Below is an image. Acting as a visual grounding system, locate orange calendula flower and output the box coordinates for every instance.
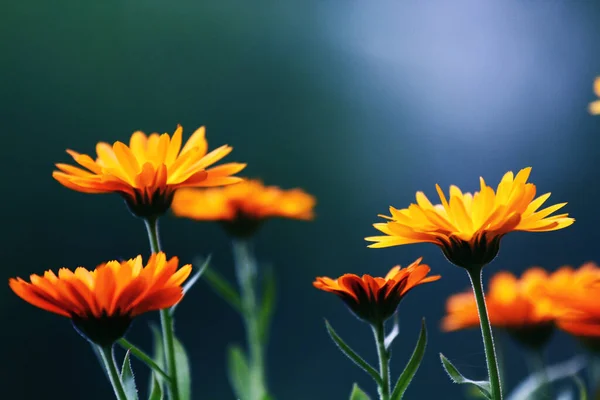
[172,179,316,237]
[366,167,574,269]
[52,125,246,218]
[9,252,191,346]
[589,77,600,115]
[538,262,600,342]
[442,268,556,348]
[313,258,440,324]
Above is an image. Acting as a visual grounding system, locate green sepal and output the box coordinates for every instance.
[149,324,166,394]
[349,383,372,400]
[173,335,191,400]
[202,265,243,313]
[170,256,211,315]
[325,320,382,386]
[573,375,588,400]
[390,319,427,400]
[120,350,139,400]
[258,266,276,345]
[227,344,250,400]
[440,353,492,399]
[148,376,163,400]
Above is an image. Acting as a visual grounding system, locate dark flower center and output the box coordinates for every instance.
[71,312,132,347]
[439,232,501,270]
[124,188,175,218]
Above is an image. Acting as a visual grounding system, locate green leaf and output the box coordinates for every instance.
[170,256,211,315]
[203,266,243,313]
[325,320,382,386]
[173,336,191,400]
[573,375,588,400]
[227,345,250,400]
[258,267,276,345]
[349,383,372,400]
[148,324,166,395]
[384,313,400,350]
[120,350,139,400]
[148,376,163,400]
[390,319,427,400]
[118,338,170,382]
[440,353,492,399]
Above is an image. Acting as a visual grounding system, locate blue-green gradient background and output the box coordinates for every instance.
[3,1,600,399]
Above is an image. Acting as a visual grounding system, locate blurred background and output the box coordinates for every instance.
[3,0,600,399]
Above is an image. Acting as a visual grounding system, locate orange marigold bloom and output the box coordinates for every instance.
[172,179,316,237]
[589,77,600,115]
[9,252,191,346]
[442,269,556,348]
[366,167,574,269]
[313,258,440,324]
[52,125,246,218]
[538,262,600,340]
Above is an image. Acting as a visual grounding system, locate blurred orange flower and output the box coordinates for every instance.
[9,252,191,346]
[314,258,440,324]
[539,262,600,339]
[589,77,600,115]
[442,268,556,348]
[172,179,315,237]
[366,167,574,269]
[52,125,245,218]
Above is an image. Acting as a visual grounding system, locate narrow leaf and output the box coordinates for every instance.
[349,383,372,400]
[440,353,492,399]
[258,267,276,345]
[390,318,427,400]
[573,375,588,400]
[506,356,586,400]
[325,320,382,386]
[384,313,400,350]
[173,336,191,400]
[148,324,166,394]
[203,266,243,313]
[120,350,139,400]
[227,345,250,400]
[118,338,170,381]
[170,256,211,314]
[148,376,163,400]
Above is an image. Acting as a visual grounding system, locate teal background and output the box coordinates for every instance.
[3,1,600,399]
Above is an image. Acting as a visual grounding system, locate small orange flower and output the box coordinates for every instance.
[442,268,555,348]
[52,125,246,218]
[538,262,600,340]
[366,167,574,269]
[9,252,191,346]
[589,77,600,115]
[172,179,316,237]
[313,258,440,324]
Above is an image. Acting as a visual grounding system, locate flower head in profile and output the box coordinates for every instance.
[313,258,440,325]
[52,125,246,218]
[9,252,191,346]
[442,268,556,349]
[537,262,600,346]
[366,167,574,269]
[172,179,316,237]
[589,77,600,115]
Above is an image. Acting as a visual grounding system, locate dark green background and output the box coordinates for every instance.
[3,1,600,399]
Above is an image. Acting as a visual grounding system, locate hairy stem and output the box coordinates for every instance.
[373,320,391,400]
[98,345,128,400]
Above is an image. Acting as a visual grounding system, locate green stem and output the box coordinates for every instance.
[98,345,129,400]
[118,338,171,382]
[373,321,391,400]
[144,217,180,400]
[467,267,503,400]
[233,239,268,400]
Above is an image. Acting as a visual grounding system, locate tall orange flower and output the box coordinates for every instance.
[366,167,574,269]
[442,269,556,348]
[9,252,191,346]
[314,258,440,324]
[538,262,600,341]
[172,179,316,237]
[589,77,600,115]
[52,125,246,218]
